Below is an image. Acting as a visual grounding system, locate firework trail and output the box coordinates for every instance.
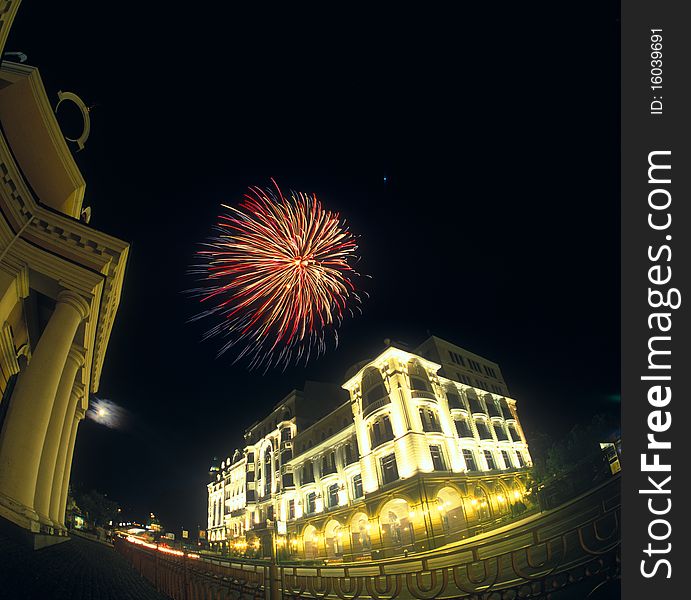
[188,180,367,370]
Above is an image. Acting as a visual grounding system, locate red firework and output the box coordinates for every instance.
[190,180,366,369]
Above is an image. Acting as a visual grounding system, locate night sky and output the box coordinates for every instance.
[6,3,620,532]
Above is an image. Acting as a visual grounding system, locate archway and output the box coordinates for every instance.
[436,486,465,534]
[303,524,319,559]
[494,481,511,516]
[324,519,344,558]
[379,498,414,549]
[471,486,491,521]
[350,511,371,554]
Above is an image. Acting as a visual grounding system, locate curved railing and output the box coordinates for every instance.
[362,396,391,418]
[115,474,620,599]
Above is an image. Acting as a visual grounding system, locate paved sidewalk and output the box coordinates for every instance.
[0,531,171,600]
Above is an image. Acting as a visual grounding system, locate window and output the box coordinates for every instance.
[409,360,433,392]
[370,414,395,448]
[328,483,339,508]
[493,423,509,441]
[301,462,315,484]
[446,391,462,409]
[419,407,442,432]
[362,368,388,410]
[343,441,358,465]
[469,359,482,372]
[281,428,292,442]
[486,399,501,418]
[499,398,511,418]
[508,423,521,442]
[306,492,317,514]
[448,351,465,366]
[468,395,485,414]
[449,350,457,364]
[321,451,337,476]
[430,445,447,471]
[352,474,363,499]
[501,450,512,469]
[463,449,478,472]
[475,419,493,440]
[484,450,497,470]
[454,417,473,438]
[380,453,399,485]
[516,451,526,467]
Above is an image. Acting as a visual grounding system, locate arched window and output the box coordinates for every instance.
[361,368,389,412]
[408,360,432,392]
[350,512,371,553]
[473,486,491,521]
[445,387,463,409]
[466,390,485,414]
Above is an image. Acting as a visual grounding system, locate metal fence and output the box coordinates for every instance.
[115,474,620,600]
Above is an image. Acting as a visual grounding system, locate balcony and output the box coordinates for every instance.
[410,389,437,402]
[363,395,391,418]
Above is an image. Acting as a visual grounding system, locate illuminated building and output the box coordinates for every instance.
[0,5,129,543]
[207,337,532,559]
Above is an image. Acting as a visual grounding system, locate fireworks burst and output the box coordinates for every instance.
[189,180,368,370]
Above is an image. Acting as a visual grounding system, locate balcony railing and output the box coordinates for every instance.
[362,395,391,418]
[410,389,437,402]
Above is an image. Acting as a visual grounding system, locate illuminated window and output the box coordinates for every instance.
[327,483,339,508]
[306,492,317,514]
[484,450,497,470]
[508,423,521,442]
[475,419,493,440]
[370,414,394,448]
[380,453,399,485]
[516,451,526,467]
[343,440,358,465]
[408,360,433,392]
[501,450,513,469]
[454,417,473,438]
[362,368,388,410]
[429,445,447,471]
[493,423,509,441]
[419,408,442,432]
[352,474,363,498]
[446,391,463,409]
[467,394,485,414]
[486,398,501,418]
[301,462,315,484]
[463,449,478,472]
[321,451,337,476]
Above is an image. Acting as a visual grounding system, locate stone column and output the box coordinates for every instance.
[57,406,85,527]
[0,290,89,527]
[49,385,83,525]
[34,346,85,525]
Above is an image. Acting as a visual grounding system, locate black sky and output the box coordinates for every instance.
[6,3,620,532]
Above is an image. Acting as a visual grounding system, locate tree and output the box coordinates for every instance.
[73,489,120,528]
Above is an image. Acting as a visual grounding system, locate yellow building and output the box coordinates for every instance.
[208,338,532,560]
[0,4,129,544]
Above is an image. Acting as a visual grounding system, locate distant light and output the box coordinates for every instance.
[383,175,388,182]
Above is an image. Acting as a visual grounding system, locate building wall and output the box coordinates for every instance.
[207,340,533,557]
[0,22,129,539]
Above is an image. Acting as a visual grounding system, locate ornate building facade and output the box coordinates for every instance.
[0,1,129,544]
[207,337,532,560]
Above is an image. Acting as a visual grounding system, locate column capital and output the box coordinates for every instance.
[75,407,86,421]
[56,290,90,321]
